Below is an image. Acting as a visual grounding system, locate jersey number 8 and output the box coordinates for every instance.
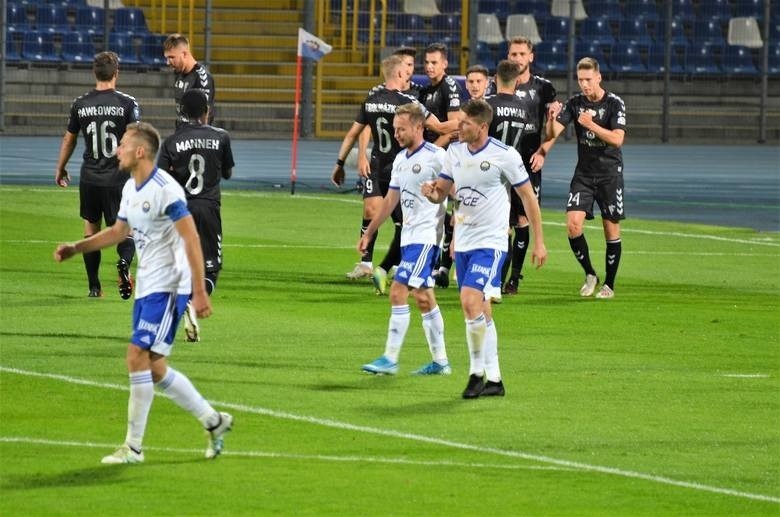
[185,153,206,195]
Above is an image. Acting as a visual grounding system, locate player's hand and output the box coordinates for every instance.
[357,154,371,179]
[529,152,545,172]
[191,290,212,319]
[531,243,548,269]
[55,169,70,188]
[421,180,436,199]
[54,243,76,262]
[547,101,562,121]
[331,164,345,187]
[577,110,595,130]
[356,235,370,255]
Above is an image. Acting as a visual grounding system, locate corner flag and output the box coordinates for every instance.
[297,28,332,61]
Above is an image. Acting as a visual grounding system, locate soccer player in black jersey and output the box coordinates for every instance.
[331,55,450,291]
[548,57,627,299]
[163,34,215,129]
[55,51,141,299]
[158,90,234,341]
[465,64,489,100]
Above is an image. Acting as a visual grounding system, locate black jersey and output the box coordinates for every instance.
[173,62,215,128]
[355,88,429,167]
[66,88,140,187]
[419,75,462,143]
[485,93,535,166]
[556,91,627,176]
[157,123,234,204]
[368,79,424,98]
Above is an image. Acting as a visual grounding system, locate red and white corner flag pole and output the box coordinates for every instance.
[291,28,332,195]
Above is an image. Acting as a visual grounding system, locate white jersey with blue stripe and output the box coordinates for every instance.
[117,168,192,298]
[389,141,447,247]
[442,137,529,252]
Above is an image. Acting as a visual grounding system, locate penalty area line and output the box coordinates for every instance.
[1,366,778,504]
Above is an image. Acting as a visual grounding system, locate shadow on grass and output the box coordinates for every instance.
[0,331,124,342]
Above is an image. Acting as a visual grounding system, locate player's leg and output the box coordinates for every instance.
[79,184,103,296]
[595,175,625,299]
[362,275,410,375]
[348,173,382,279]
[191,202,222,295]
[105,185,135,300]
[433,202,453,288]
[566,175,599,296]
[375,168,402,292]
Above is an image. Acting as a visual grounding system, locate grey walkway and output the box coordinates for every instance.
[1,136,778,231]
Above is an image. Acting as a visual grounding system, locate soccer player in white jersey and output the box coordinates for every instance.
[357,103,450,376]
[422,99,548,398]
[54,122,233,464]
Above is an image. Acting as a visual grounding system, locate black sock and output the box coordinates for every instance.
[569,234,597,276]
[116,236,135,265]
[205,271,219,295]
[604,239,622,289]
[501,234,512,284]
[440,212,453,269]
[361,218,376,262]
[379,224,402,271]
[511,225,529,279]
[83,235,101,289]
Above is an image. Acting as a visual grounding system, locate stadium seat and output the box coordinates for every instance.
[586,1,623,22]
[113,7,149,35]
[404,0,440,17]
[576,42,612,72]
[647,43,685,74]
[693,18,726,47]
[61,30,95,63]
[75,6,105,35]
[534,40,569,73]
[671,0,696,25]
[550,0,587,20]
[87,0,124,8]
[579,16,616,47]
[357,11,380,43]
[685,42,722,74]
[478,0,509,22]
[768,42,780,77]
[618,18,653,48]
[611,42,646,73]
[727,17,763,49]
[623,0,659,24]
[515,0,550,23]
[6,34,22,62]
[475,40,496,71]
[7,3,30,33]
[722,45,758,75]
[141,33,166,67]
[108,31,140,64]
[504,14,541,45]
[477,13,505,45]
[35,4,71,33]
[543,16,572,44]
[697,0,732,22]
[655,18,690,47]
[432,14,460,47]
[733,0,763,23]
[439,0,461,14]
[391,13,425,46]
[21,30,60,62]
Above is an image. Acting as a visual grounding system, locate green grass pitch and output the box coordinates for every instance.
[1,185,778,515]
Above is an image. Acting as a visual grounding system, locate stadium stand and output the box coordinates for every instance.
[727,16,763,48]
[113,7,149,35]
[550,0,587,20]
[618,17,654,48]
[722,45,758,75]
[505,14,542,45]
[686,41,723,74]
[21,30,60,63]
[7,3,30,33]
[108,32,140,65]
[477,13,505,45]
[544,16,573,43]
[693,17,727,47]
[75,6,105,35]
[580,16,617,46]
[612,41,647,73]
[586,0,623,22]
[623,0,660,23]
[35,4,71,33]
[647,42,686,74]
[432,13,460,47]
[403,0,439,17]
[61,31,95,64]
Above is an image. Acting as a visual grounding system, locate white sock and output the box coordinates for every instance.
[384,305,410,363]
[483,320,501,382]
[421,305,447,363]
[125,370,154,452]
[465,314,487,376]
[156,367,219,429]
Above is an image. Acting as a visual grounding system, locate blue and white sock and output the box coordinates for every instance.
[125,370,154,452]
[465,314,487,376]
[483,319,501,383]
[156,367,219,429]
[422,305,447,364]
[383,305,410,363]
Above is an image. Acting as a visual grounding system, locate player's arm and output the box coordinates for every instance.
[54,219,131,262]
[529,130,558,173]
[331,121,365,186]
[222,167,233,180]
[424,113,458,137]
[54,131,78,187]
[357,126,372,178]
[175,213,212,319]
[513,181,547,268]
[422,177,454,204]
[433,111,460,147]
[357,188,400,254]
[577,111,625,147]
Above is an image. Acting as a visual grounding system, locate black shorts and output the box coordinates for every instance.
[566,173,626,221]
[362,156,393,200]
[80,183,123,226]
[509,172,542,224]
[188,200,223,273]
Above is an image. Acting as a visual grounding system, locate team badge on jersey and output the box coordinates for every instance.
[142,201,151,213]
[412,164,421,174]
[480,161,490,171]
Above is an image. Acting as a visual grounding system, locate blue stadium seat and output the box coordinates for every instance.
[108,32,140,64]
[576,42,612,73]
[7,3,30,33]
[585,1,623,22]
[75,6,105,35]
[432,14,460,47]
[697,0,732,22]
[768,42,780,77]
[685,42,722,74]
[647,43,685,74]
[623,0,659,24]
[722,45,758,75]
[113,8,149,35]
[579,16,616,47]
[618,18,653,48]
[61,30,95,63]
[21,30,60,62]
[693,18,726,47]
[655,18,690,48]
[733,0,763,23]
[392,13,425,46]
[35,4,71,33]
[671,0,696,25]
[439,0,461,14]
[357,11,380,43]
[141,33,166,67]
[6,34,22,62]
[612,41,646,73]
[534,40,569,73]
[543,16,571,44]
[516,0,550,23]
[479,0,509,22]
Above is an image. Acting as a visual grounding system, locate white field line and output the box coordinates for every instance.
[0,437,569,472]
[1,366,778,504]
[721,374,771,378]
